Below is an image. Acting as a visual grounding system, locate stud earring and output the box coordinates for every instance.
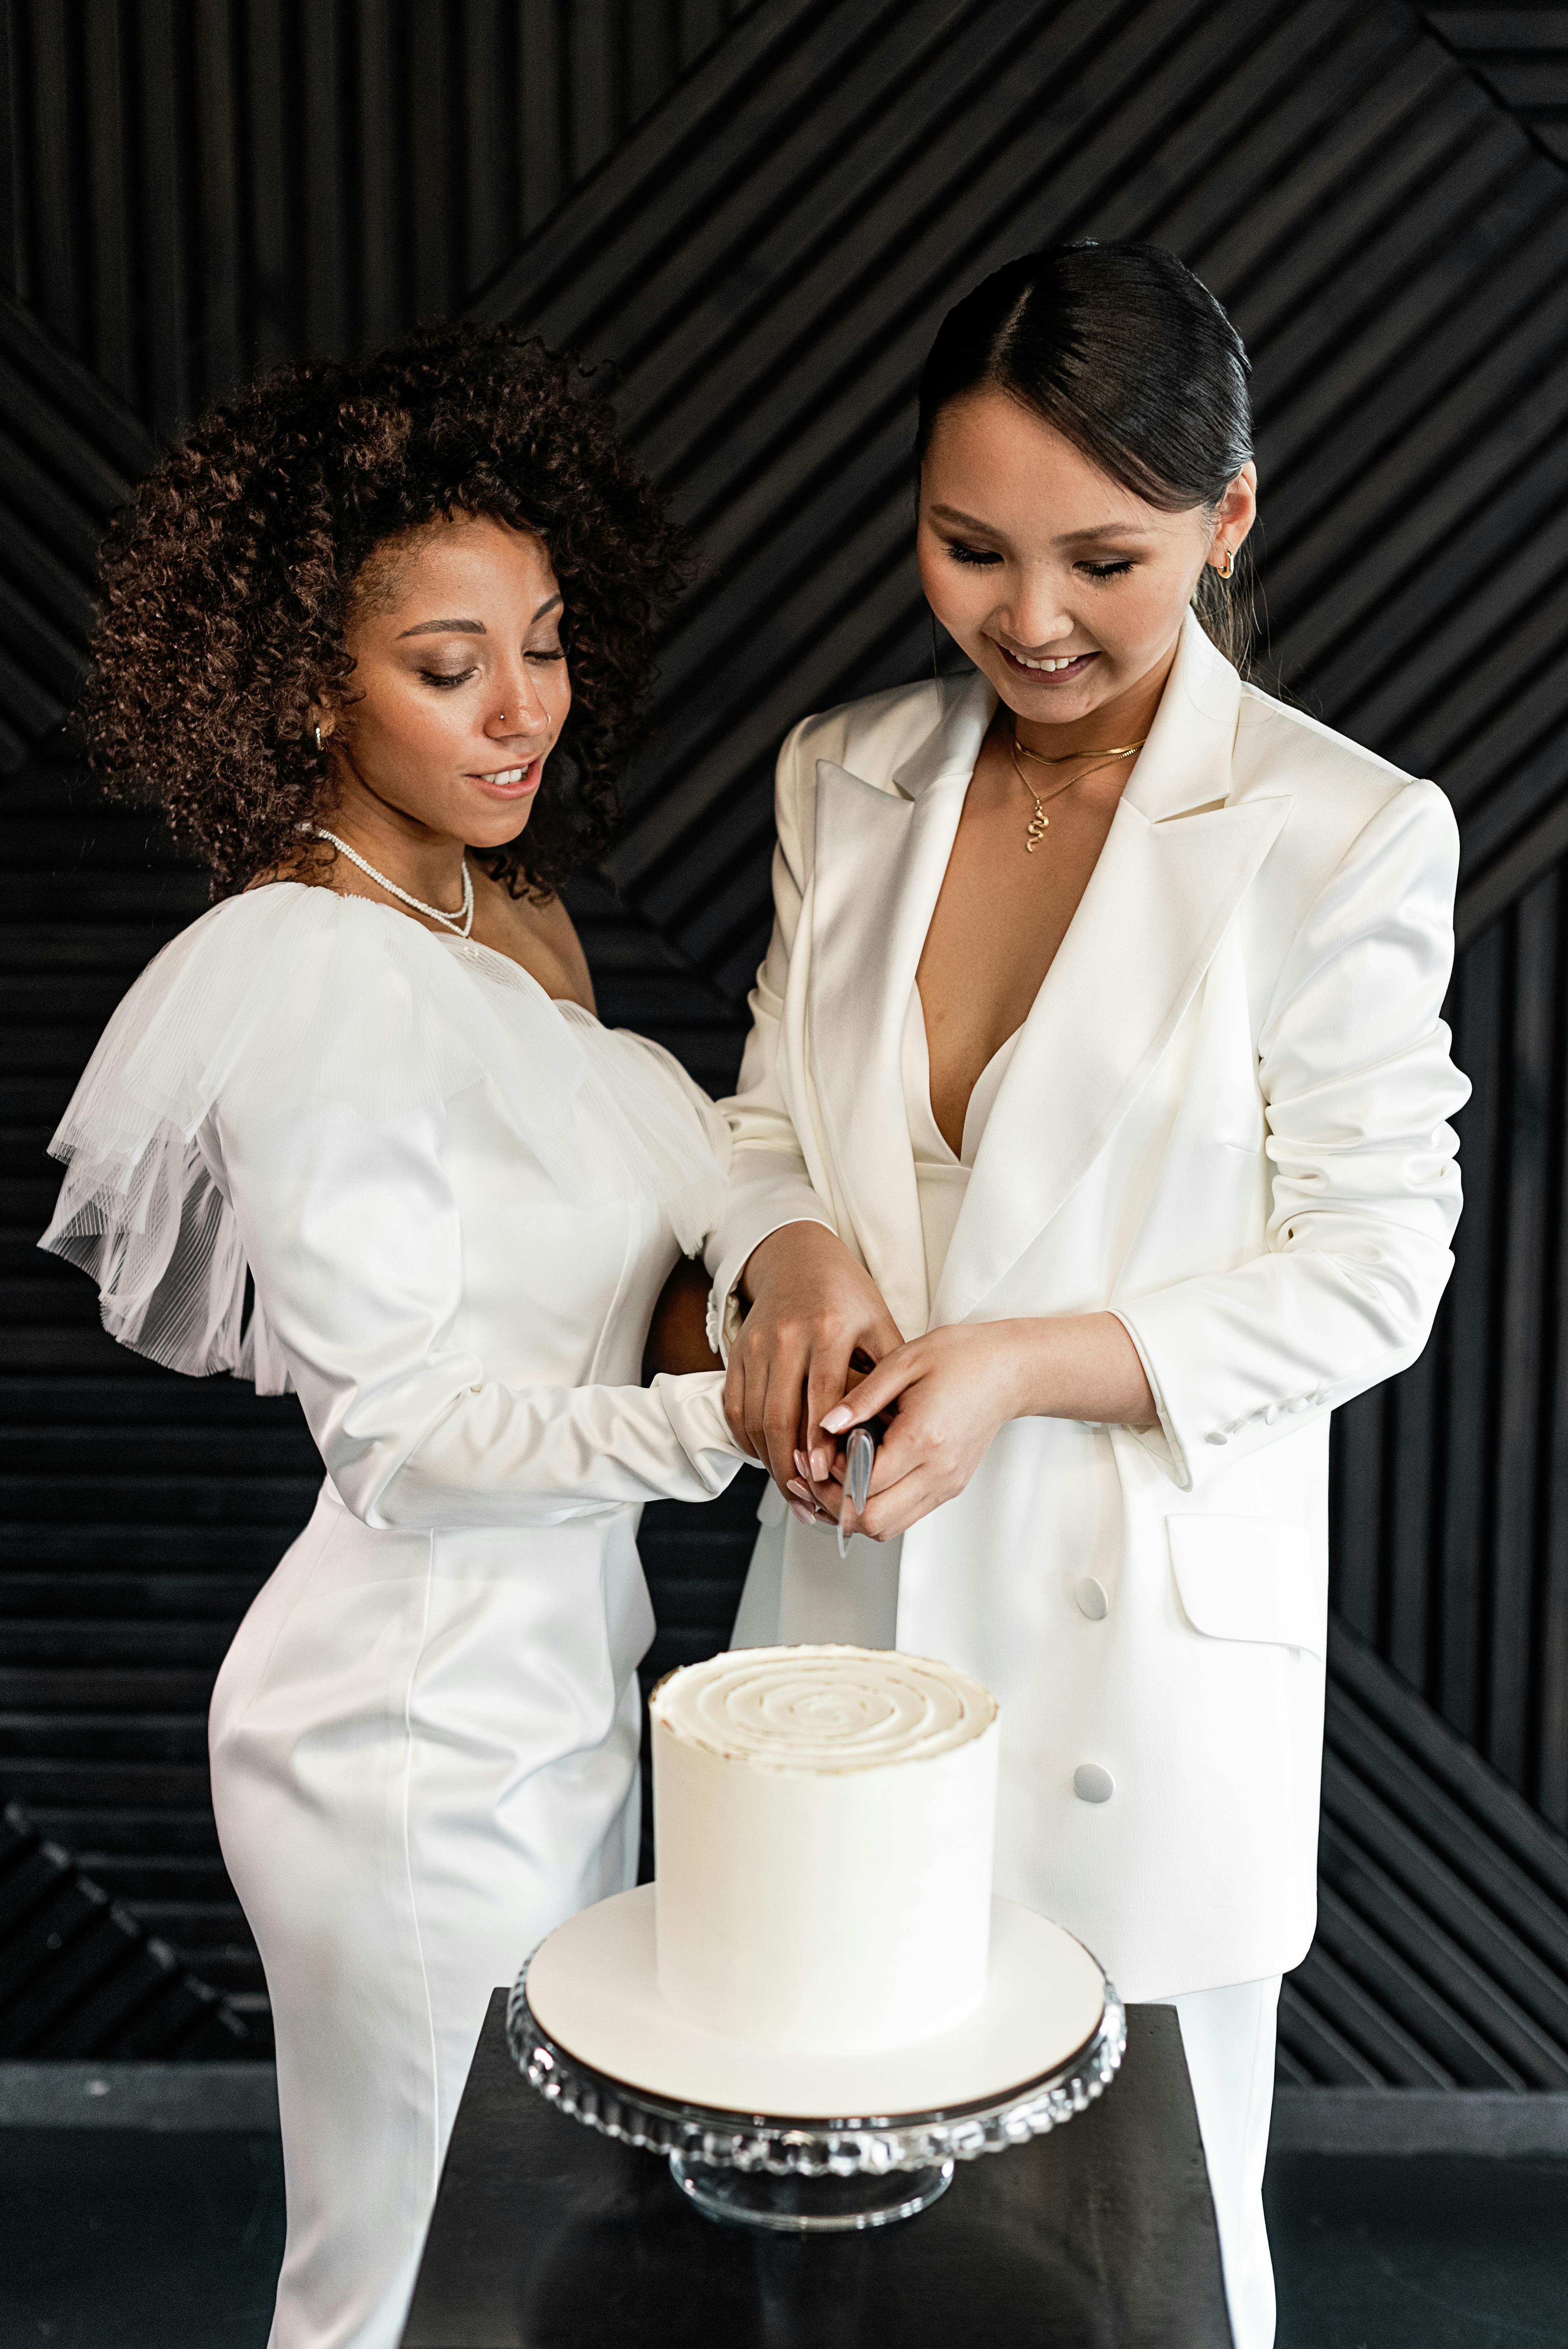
[313,722,325,751]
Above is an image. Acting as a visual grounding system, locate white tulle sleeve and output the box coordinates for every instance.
[39,885,743,1523]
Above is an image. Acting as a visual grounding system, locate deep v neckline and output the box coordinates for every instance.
[906,985,1023,1168]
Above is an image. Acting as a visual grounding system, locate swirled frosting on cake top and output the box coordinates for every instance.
[651,1644,997,1773]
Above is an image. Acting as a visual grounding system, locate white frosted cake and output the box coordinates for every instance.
[650,1644,1000,2055]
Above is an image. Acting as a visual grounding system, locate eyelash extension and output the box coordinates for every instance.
[420,649,565,691]
[944,542,1134,579]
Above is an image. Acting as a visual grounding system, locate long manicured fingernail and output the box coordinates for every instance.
[793,1450,810,1479]
[789,1500,816,1527]
[786,1479,811,1502]
[820,1404,852,1434]
[809,1447,829,1482]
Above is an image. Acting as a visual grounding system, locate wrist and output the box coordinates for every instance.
[740,1218,838,1305]
[995,1312,1158,1430]
[999,1318,1064,1418]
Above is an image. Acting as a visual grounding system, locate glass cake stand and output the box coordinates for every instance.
[506,1961,1127,2234]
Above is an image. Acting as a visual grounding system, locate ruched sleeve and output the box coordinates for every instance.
[1113,779,1468,1490]
[215,1087,740,1530]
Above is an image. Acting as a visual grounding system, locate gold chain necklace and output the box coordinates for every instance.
[1009,728,1148,854]
[1013,732,1148,770]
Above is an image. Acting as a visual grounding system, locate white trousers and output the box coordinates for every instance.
[1166,1976,1281,2349]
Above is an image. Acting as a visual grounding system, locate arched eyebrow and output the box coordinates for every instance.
[396,592,562,638]
[1058,523,1160,546]
[928,502,1161,545]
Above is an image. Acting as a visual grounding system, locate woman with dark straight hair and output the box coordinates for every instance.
[706,243,1466,2347]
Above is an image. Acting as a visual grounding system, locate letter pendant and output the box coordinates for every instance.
[1025,800,1048,853]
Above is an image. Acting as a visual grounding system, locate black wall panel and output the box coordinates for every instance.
[0,0,744,434]
[4,0,1568,2081]
[1427,4,1568,164]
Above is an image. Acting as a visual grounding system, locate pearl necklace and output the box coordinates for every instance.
[312,828,475,939]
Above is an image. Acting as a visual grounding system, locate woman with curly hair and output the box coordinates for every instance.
[40,323,745,2349]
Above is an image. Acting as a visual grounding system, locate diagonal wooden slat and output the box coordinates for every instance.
[1424,6,1568,163]
[1277,1624,1568,2085]
[0,294,156,768]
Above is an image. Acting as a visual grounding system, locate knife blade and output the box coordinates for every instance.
[838,1424,878,1559]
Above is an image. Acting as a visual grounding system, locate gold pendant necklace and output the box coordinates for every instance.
[1009,729,1148,854]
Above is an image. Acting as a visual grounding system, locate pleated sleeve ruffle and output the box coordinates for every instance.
[39,883,730,1400]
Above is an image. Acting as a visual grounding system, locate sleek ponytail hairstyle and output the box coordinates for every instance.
[916,242,1255,671]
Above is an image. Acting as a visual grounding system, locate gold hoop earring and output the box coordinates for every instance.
[1213,547,1236,580]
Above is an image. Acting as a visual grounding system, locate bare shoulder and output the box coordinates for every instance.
[523,886,596,1011]
[471,865,595,1010]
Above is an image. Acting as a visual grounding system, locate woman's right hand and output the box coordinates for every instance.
[724,1222,903,1499]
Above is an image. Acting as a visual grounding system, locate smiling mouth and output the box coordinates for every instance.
[998,646,1098,677]
[470,760,541,790]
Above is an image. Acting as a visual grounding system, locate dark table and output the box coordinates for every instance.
[402,1990,1231,2349]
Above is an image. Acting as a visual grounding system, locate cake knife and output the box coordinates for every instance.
[838,1424,878,1560]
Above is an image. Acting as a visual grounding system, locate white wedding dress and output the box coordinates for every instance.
[40,884,744,2349]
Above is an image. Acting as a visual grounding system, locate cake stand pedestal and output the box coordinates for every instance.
[505,1886,1126,2236]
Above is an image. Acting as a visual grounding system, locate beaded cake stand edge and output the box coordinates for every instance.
[505,1957,1127,2234]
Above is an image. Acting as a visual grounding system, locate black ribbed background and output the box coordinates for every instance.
[4,0,1568,2084]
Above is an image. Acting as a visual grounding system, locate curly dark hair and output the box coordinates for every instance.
[81,321,688,898]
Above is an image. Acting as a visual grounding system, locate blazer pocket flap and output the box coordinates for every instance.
[1167,1516,1324,1658]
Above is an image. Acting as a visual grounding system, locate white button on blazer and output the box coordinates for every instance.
[705,613,1468,2003]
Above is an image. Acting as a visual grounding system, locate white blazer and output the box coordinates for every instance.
[705,613,1468,2002]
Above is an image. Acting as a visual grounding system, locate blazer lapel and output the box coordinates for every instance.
[930,617,1289,1327]
[807,672,993,1338]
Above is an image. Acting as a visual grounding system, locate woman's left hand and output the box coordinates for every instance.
[790,1314,1157,1540]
